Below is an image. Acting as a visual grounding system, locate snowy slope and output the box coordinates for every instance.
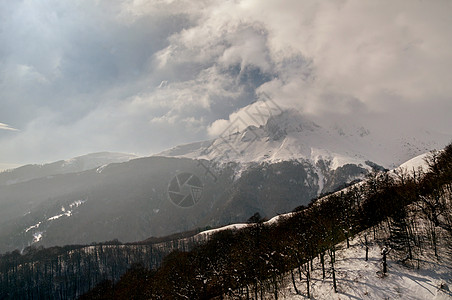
[159,110,371,169]
[278,230,452,300]
[194,223,249,241]
[397,151,435,174]
[194,213,297,241]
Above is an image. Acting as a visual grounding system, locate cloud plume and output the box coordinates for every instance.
[0,0,451,165]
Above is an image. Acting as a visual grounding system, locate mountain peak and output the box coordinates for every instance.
[156,108,448,171]
[264,109,321,140]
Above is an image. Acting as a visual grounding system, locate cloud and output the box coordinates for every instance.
[0,123,19,131]
[195,0,452,136]
[0,0,451,165]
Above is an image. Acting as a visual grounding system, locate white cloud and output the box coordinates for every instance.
[207,98,284,137]
[193,0,452,136]
[0,123,19,131]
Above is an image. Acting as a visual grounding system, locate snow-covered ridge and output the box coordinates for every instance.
[195,213,297,240]
[61,152,138,170]
[195,224,249,239]
[396,151,435,174]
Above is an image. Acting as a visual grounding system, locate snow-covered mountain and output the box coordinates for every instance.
[158,109,447,171]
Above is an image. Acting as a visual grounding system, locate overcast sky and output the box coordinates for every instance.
[1,0,451,169]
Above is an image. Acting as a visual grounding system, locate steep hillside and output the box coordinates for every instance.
[0,157,234,253]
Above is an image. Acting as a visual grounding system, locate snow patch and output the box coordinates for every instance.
[32,232,43,243]
[96,164,108,174]
[47,199,86,221]
[69,199,86,209]
[25,222,41,233]
[47,210,72,221]
[196,223,249,238]
[265,213,295,225]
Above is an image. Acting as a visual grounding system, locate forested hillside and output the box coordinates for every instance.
[78,143,452,299]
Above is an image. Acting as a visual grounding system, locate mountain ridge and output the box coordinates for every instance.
[0,151,138,186]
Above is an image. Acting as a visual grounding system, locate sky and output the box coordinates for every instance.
[1,0,452,169]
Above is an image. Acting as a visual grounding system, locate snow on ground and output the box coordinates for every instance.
[195,224,249,240]
[195,212,297,240]
[45,199,87,222]
[278,231,452,300]
[96,164,108,174]
[25,222,41,233]
[47,210,72,221]
[69,199,87,209]
[397,152,432,174]
[24,199,88,245]
[32,232,43,243]
[264,213,295,225]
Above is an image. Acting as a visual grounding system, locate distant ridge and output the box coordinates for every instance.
[0,152,138,186]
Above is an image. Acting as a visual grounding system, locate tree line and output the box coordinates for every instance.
[0,238,199,299]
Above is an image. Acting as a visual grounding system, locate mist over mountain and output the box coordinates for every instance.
[0,152,137,186]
